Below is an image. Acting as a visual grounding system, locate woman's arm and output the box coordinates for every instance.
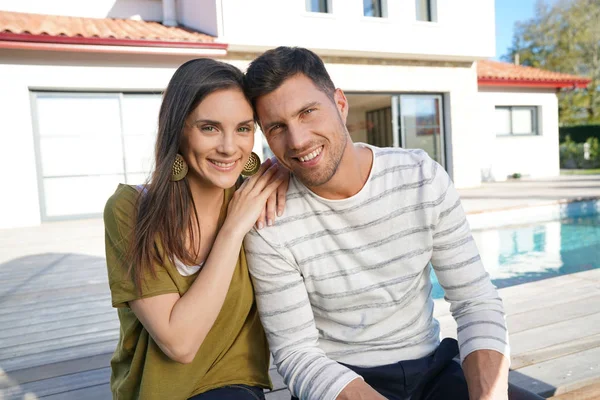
[130,160,284,363]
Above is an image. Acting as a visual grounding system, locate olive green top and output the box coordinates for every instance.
[103,184,271,400]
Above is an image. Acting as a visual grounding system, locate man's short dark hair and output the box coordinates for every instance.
[244,47,336,109]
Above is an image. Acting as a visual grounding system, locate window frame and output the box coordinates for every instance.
[416,0,437,22]
[363,0,387,18]
[495,106,540,136]
[305,0,331,13]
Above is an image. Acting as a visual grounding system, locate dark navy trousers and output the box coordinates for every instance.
[291,338,543,400]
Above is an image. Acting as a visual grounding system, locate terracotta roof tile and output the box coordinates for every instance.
[0,10,217,44]
[477,59,590,88]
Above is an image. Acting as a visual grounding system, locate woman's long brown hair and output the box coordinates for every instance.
[127,58,247,292]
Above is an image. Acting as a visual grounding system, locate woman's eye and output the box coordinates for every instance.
[238,126,251,133]
[202,126,217,132]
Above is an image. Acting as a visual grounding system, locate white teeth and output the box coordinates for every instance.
[212,160,235,168]
[299,147,322,162]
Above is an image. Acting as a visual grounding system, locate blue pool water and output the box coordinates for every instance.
[431,214,600,299]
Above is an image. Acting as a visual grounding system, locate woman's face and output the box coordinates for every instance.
[181,88,255,190]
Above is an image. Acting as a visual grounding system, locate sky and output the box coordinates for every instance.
[494,0,538,60]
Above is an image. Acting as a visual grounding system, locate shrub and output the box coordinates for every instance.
[560,136,600,168]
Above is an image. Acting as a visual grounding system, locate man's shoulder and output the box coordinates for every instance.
[372,146,435,167]
[370,146,441,184]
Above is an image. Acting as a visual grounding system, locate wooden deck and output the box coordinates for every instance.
[1,253,599,399]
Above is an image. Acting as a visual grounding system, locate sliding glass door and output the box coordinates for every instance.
[395,94,445,166]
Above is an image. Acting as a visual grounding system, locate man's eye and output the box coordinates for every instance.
[304,108,315,115]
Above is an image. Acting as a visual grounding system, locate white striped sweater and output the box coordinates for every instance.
[244,145,509,400]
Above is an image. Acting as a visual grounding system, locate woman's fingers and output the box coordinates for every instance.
[255,207,267,230]
[257,171,286,204]
[249,162,280,193]
[265,190,277,227]
[276,171,289,217]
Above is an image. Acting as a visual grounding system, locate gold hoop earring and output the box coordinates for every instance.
[241,152,261,177]
[171,154,188,181]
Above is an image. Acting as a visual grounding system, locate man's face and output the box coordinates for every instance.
[255,74,349,188]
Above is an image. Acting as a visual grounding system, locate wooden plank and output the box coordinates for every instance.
[0,319,120,349]
[512,333,600,370]
[548,381,600,400]
[0,276,109,295]
[8,353,114,385]
[0,283,109,303]
[0,308,115,330]
[571,270,600,282]
[0,293,111,316]
[40,383,111,400]
[507,294,600,335]
[433,273,593,319]
[5,367,110,399]
[1,297,111,319]
[0,312,116,340]
[265,389,292,400]
[510,312,600,356]
[435,274,600,321]
[0,262,105,281]
[509,346,600,397]
[0,300,112,324]
[0,330,119,360]
[1,339,117,372]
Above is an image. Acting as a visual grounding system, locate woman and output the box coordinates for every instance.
[103,58,286,400]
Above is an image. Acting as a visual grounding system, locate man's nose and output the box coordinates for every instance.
[287,124,311,151]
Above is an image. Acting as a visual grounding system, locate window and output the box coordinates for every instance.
[32,92,162,219]
[398,94,445,165]
[416,0,433,21]
[495,106,539,136]
[367,107,393,147]
[364,0,384,17]
[306,0,329,13]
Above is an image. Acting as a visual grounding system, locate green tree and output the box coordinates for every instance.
[503,0,600,125]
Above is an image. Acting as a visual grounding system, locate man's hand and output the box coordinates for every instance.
[462,349,509,400]
[336,378,387,400]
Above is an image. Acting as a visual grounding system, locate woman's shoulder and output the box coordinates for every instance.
[104,184,141,233]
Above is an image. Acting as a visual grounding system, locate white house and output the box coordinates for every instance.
[0,0,590,228]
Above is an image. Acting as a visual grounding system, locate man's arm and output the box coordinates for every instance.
[463,350,509,400]
[429,162,510,400]
[245,231,374,400]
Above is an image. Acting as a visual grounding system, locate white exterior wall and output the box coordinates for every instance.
[0,0,163,20]
[478,87,560,182]
[219,0,495,60]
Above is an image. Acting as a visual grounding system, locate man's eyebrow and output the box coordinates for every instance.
[294,101,319,116]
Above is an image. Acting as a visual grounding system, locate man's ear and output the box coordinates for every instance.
[334,88,349,124]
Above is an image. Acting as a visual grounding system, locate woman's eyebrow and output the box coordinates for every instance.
[193,119,222,126]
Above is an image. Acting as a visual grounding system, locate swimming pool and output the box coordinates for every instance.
[431,214,600,299]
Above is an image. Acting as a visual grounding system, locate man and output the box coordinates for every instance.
[243,47,542,400]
